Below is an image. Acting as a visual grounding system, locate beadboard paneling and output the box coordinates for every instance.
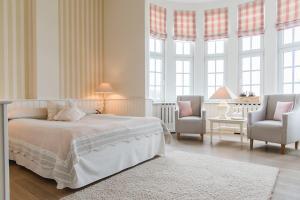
[59,0,103,99]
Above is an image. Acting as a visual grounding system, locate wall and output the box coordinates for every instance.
[0,0,103,100]
[147,0,278,102]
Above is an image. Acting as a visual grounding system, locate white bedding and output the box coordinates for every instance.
[9,114,170,189]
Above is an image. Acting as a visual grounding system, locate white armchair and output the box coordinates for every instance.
[175,96,206,141]
[247,94,300,154]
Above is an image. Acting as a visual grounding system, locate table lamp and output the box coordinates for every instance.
[210,86,236,119]
[95,83,113,113]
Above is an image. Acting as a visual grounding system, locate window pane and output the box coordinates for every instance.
[294,84,300,93]
[150,73,155,85]
[208,87,215,98]
[216,73,223,86]
[150,59,155,71]
[176,61,183,73]
[208,74,216,86]
[183,87,190,95]
[216,40,224,54]
[251,71,260,84]
[216,60,224,72]
[284,84,293,94]
[243,72,251,85]
[155,86,161,99]
[155,40,162,53]
[252,56,261,70]
[207,41,215,54]
[242,57,251,71]
[150,39,155,52]
[284,28,293,44]
[252,35,261,49]
[149,86,155,98]
[208,60,216,73]
[156,74,161,85]
[295,50,300,66]
[176,42,183,55]
[295,67,300,82]
[284,52,293,67]
[184,61,191,73]
[242,86,251,93]
[184,74,190,86]
[251,86,260,96]
[242,37,251,51]
[184,43,191,55]
[294,26,300,42]
[284,68,293,83]
[176,74,183,86]
[156,60,162,72]
[176,87,183,96]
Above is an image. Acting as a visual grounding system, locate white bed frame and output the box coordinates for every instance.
[8,99,165,189]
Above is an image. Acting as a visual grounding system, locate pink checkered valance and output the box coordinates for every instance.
[204,7,228,41]
[174,10,196,41]
[150,4,167,39]
[277,0,300,30]
[238,0,265,37]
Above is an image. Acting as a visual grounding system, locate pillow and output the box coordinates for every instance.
[177,101,193,117]
[273,101,294,121]
[8,108,47,120]
[53,101,86,121]
[47,101,65,120]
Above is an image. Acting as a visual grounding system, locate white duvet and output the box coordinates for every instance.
[9,114,170,189]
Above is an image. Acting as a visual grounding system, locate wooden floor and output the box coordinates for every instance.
[10,134,300,200]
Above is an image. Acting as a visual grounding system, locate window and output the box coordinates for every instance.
[279,27,300,94]
[239,35,263,96]
[206,39,226,98]
[149,38,165,101]
[175,41,194,96]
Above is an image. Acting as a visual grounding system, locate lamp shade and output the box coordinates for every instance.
[95,83,113,93]
[210,86,236,100]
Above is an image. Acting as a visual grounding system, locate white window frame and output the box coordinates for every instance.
[174,41,195,96]
[205,39,227,99]
[278,27,300,94]
[238,35,264,96]
[149,37,165,101]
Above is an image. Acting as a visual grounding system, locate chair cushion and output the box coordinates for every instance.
[273,101,294,121]
[250,120,284,143]
[176,116,204,134]
[178,101,193,117]
[266,94,296,120]
[177,96,202,117]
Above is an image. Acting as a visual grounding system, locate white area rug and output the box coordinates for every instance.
[61,151,279,200]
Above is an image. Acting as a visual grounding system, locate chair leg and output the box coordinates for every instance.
[200,134,204,142]
[250,139,254,150]
[295,141,299,150]
[176,132,181,140]
[280,144,286,155]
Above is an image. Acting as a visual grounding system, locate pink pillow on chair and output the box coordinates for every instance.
[273,101,294,121]
[178,101,193,117]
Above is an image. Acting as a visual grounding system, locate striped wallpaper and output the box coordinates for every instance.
[59,0,103,99]
[0,0,36,99]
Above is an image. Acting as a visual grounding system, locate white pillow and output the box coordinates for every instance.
[8,108,47,120]
[47,101,64,120]
[53,101,86,121]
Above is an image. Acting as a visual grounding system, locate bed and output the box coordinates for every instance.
[8,100,170,189]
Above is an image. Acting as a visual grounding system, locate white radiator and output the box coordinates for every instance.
[153,103,176,132]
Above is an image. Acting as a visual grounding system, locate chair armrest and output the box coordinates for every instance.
[247,107,266,126]
[201,109,206,119]
[282,107,300,143]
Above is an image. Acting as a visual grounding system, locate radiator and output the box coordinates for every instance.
[153,103,176,132]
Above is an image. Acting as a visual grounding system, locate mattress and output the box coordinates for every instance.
[9,114,170,189]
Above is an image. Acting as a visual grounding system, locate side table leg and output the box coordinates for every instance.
[210,122,213,145]
[240,123,243,144]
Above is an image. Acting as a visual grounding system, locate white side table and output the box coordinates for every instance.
[0,101,11,200]
[208,118,246,145]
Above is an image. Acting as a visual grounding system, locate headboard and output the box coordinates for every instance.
[8,99,102,112]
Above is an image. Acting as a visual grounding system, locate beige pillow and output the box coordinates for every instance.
[53,101,86,121]
[47,101,64,120]
[8,108,48,120]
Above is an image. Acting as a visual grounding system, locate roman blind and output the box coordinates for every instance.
[150,4,167,39]
[277,0,300,30]
[238,0,265,37]
[174,10,197,41]
[204,8,228,41]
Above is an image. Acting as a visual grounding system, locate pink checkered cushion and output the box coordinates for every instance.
[273,101,294,121]
[178,101,193,117]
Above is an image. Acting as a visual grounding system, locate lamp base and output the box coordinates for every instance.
[216,102,230,119]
